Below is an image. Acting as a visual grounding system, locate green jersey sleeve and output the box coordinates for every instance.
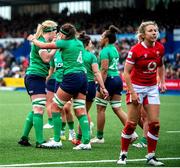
[99,44,119,77]
[83,50,98,82]
[55,40,68,49]
[91,53,98,64]
[100,48,109,60]
[26,36,50,77]
[49,58,55,68]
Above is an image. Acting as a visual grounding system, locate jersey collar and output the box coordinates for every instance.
[141,41,155,48]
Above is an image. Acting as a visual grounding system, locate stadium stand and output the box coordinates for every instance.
[0,1,179,81]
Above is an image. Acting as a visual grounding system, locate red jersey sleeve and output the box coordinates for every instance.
[126,46,137,65]
[158,42,165,66]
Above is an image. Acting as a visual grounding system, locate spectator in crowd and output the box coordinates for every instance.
[0,7,179,80]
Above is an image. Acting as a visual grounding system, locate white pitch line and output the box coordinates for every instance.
[0,157,180,167]
[0,103,31,106]
[166,131,180,133]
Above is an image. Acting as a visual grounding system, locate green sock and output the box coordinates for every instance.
[61,122,66,131]
[67,121,74,130]
[140,137,147,144]
[97,131,104,139]
[76,133,82,140]
[33,113,44,144]
[52,112,61,142]
[48,118,53,126]
[22,111,33,138]
[78,115,90,144]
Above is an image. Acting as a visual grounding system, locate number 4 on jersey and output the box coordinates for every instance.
[77,51,83,64]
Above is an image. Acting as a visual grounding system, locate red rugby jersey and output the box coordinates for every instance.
[126,41,164,86]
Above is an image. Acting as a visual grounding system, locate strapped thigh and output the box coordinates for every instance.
[53,94,67,108]
[32,98,46,108]
[95,97,108,107]
[73,99,85,109]
[110,100,122,108]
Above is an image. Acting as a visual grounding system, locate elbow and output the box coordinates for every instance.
[43,58,51,63]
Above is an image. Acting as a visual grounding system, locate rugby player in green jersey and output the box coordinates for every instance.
[45,51,76,142]
[72,31,109,145]
[91,25,138,144]
[28,23,91,150]
[18,20,59,148]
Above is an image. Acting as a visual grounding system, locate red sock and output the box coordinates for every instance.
[121,121,136,152]
[121,135,131,152]
[147,122,160,153]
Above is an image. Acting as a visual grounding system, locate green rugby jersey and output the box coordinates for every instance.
[83,50,98,82]
[99,44,119,77]
[26,37,50,77]
[55,38,86,75]
[49,51,63,83]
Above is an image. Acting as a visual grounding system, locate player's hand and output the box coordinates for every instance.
[100,88,109,100]
[159,82,167,93]
[56,33,61,40]
[51,34,58,42]
[131,92,139,105]
[27,34,35,42]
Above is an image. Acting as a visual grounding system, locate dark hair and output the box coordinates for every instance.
[104,25,120,44]
[60,23,76,39]
[78,31,91,47]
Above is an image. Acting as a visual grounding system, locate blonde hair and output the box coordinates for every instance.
[34,20,58,39]
[136,21,159,42]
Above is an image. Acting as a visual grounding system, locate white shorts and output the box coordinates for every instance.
[126,84,160,105]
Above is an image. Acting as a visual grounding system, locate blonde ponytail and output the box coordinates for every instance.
[34,24,43,39]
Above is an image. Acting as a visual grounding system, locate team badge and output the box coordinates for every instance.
[127,51,132,58]
[156,51,160,56]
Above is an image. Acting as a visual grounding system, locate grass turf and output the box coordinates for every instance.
[0,91,180,167]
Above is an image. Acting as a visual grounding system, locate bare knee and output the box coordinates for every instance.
[51,102,61,112]
[33,106,44,114]
[74,108,87,117]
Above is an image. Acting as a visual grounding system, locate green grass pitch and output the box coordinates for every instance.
[0,91,180,167]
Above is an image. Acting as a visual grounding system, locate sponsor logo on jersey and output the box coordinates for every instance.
[143,61,157,74]
[148,61,157,71]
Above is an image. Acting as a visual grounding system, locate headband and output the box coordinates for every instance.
[43,27,57,32]
[59,29,69,35]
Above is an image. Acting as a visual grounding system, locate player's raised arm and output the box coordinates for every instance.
[28,34,57,49]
